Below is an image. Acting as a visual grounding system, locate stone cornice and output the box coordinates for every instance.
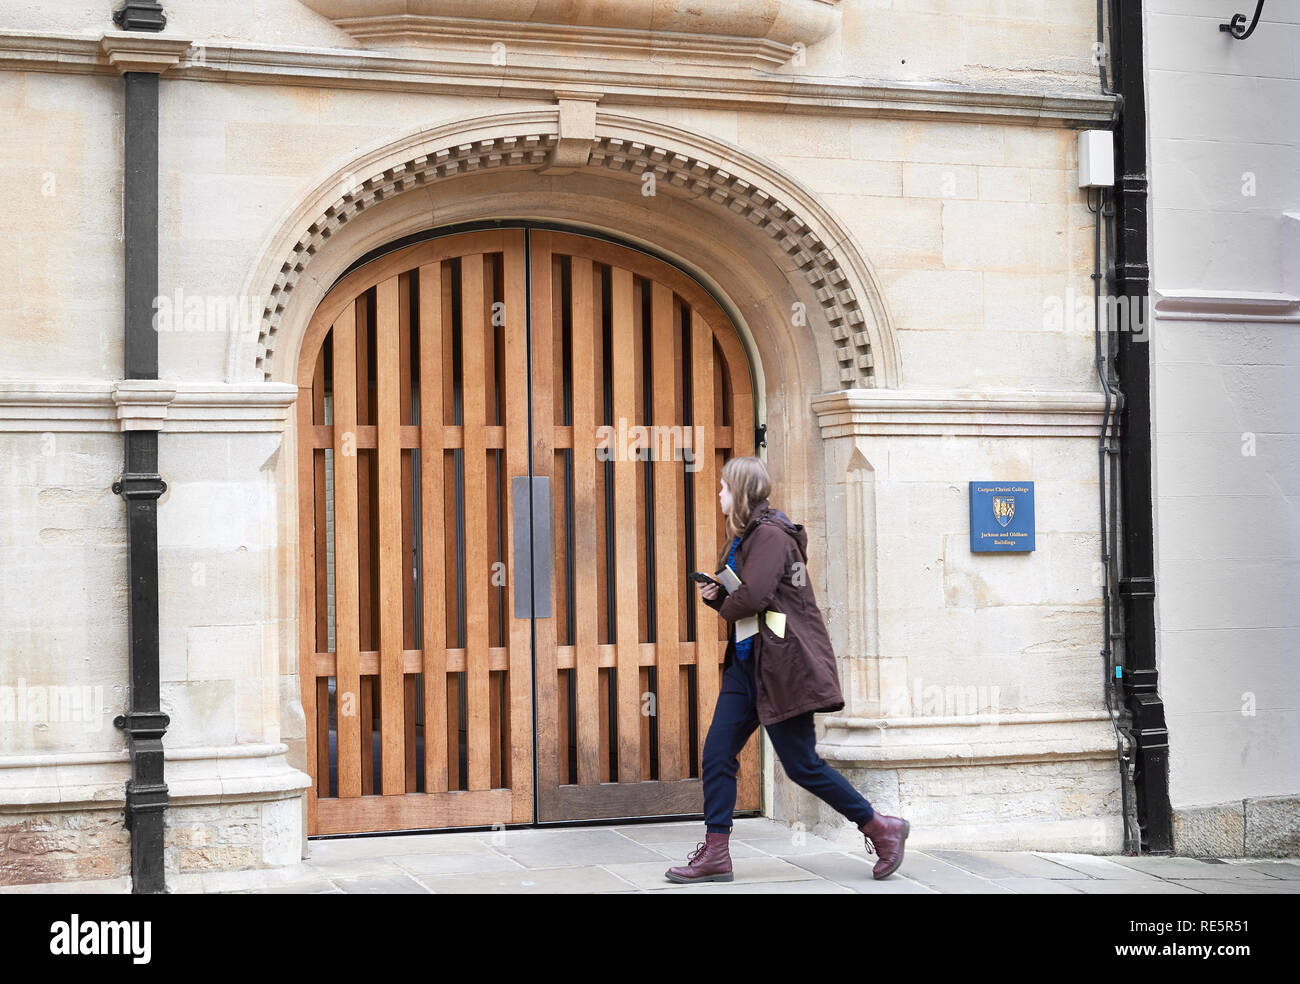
[301,0,841,72]
[0,381,298,433]
[811,388,1116,437]
[0,31,1115,127]
[311,0,841,71]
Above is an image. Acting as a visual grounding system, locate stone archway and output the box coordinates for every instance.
[241,108,904,848]
[230,108,899,392]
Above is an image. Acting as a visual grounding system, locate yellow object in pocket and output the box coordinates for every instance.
[764,610,786,638]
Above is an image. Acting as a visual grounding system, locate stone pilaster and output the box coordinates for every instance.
[807,387,1128,852]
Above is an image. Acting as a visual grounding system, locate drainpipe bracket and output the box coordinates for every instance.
[112,2,168,33]
[114,710,171,737]
[112,474,167,499]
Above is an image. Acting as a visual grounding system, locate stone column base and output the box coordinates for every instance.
[0,744,310,888]
[771,713,1131,854]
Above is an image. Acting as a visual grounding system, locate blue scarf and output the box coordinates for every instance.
[726,536,753,661]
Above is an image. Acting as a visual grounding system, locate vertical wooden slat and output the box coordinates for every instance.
[552,252,571,787]
[355,292,376,793]
[399,275,417,790]
[461,253,491,790]
[610,265,642,782]
[357,294,374,657]
[691,308,720,773]
[445,261,461,793]
[503,231,531,817]
[419,260,449,795]
[332,302,361,798]
[651,282,683,781]
[633,277,652,780]
[376,275,405,795]
[529,232,561,805]
[675,298,693,776]
[570,254,601,787]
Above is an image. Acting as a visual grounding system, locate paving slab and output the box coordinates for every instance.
[608,821,718,844]
[1105,856,1287,880]
[1236,861,1300,880]
[410,865,638,893]
[306,831,489,860]
[235,879,344,894]
[783,851,939,893]
[644,879,856,894]
[484,827,670,868]
[928,849,1091,880]
[891,852,1014,893]
[740,833,867,858]
[603,854,824,891]
[1032,852,1166,881]
[299,855,418,879]
[1068,880,1202,894]
[389,850,525,877]
[998,877,1087,894]
[1164,879,1300,894]
[333,873,432,894]
[626,837,770,862]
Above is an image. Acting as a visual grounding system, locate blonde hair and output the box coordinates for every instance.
[715,455,772,569]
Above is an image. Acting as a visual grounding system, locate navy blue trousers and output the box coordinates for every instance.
[702,655,875,833]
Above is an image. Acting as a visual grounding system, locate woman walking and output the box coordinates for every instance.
[666,455,909,883]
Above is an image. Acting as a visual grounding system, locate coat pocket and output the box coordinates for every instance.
[756,617,811,717]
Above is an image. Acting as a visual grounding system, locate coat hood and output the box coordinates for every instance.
[742,498,808,560]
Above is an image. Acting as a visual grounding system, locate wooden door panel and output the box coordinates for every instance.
[299,231,534,835]
[299,227,756,834]
[530,230,758,822]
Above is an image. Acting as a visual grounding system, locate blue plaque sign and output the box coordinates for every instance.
[969,481,1035,552]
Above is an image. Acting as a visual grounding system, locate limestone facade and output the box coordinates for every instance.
[0,0,1139,886]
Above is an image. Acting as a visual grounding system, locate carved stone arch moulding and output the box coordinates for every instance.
[239,109,898,389]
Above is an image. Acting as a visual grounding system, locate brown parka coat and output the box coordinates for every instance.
[703,498,846,726]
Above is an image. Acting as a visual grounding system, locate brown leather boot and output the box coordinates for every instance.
[859,812,909,879]
[665,832,734,883]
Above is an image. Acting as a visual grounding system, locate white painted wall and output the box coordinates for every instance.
[1145,1,1300,814]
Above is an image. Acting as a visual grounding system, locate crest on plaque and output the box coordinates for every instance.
[992,495,1015,528]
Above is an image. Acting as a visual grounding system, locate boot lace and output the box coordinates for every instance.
[686,841,707,866]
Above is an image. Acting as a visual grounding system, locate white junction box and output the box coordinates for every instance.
[1078,129,1115,188]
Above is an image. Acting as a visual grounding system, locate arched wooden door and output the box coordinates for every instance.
[296,227,758,835]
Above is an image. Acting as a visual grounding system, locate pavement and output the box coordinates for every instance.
[8,817,1298,894]
[194,818,1300,894]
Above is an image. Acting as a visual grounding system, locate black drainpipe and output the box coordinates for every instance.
[1107,0,1174,853]
[110,1,171,893]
